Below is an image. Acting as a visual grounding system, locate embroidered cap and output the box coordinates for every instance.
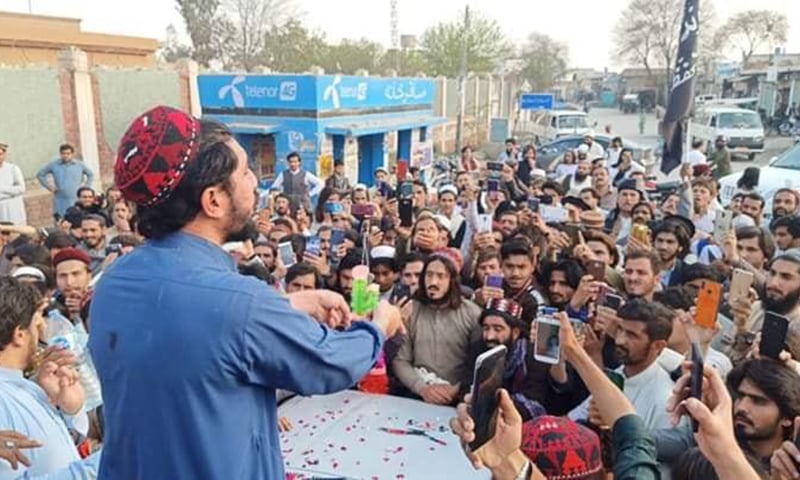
[480,298,524,329]
[521,416,603,480]
[115,106,201,206]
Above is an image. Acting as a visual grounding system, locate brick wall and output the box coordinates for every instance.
[91,72,115,184]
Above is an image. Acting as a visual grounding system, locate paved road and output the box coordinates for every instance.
[587,107,795,175]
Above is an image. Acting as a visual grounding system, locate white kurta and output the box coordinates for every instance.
[0,162,26,224]
[569,360,674,431]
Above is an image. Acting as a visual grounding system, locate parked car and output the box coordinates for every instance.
[718,142,800,218]
[621,94,640,114]
[534,134,655,171]
[693,106,765,161]
[529,110,591,144]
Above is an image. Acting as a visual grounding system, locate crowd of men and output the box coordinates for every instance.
[3,107,800,480]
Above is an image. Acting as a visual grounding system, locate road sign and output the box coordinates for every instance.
[520,93,554,110]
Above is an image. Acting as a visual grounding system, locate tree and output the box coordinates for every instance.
[612,0,716,93]
[158,24,194,63]
[262,20,327,73]
[175,0,235,67]
[420,10,511,77]
[719,10,788,65]
[319,39,385,74]
[223,0,299,71]
[520,33,568,91]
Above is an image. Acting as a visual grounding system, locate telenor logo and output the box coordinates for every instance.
[218,76,246,108]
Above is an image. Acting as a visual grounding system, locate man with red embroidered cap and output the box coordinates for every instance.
[520,416,603,479]
[88,106,404,480]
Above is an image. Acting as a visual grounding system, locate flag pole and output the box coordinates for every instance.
[683,118,692,164]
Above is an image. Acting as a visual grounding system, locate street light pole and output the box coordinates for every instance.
[455,5,470,154]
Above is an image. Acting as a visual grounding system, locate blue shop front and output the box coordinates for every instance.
[197,74,445,188]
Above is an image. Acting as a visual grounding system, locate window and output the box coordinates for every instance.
[771,143,800,170]
[557,115,588,130]
[717,112,761,129]
[709,115,717,127]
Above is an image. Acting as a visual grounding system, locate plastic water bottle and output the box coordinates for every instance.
[46,310,103,411]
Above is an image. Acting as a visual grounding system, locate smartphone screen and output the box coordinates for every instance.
[602,293,623,311]
[478,214,493,233]
[527,197,540,213]
[305,236,321,257]
[695,281,722,330]
[469,345,507,451]
[534,316,561,364]
[540,205,569,223]
[278,241,296,267]
[391,283,411,303]
[399,198,413,227]
[485,274,503,289]
[760,312,789,359]
[487,179,500,193]
[587,260,606,282]
[400,181,413,199]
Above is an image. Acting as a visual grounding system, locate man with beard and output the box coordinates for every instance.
[730,360,800,472]
[562,157,593,197]
[740,193,766,226]
[604,179,643,243]
[272,193,292,219]
[651,216,693,287]
[568,299,674,432]
[79,214,108,274]
[726,253,800,364]
[0,277,99,476]
[398,252,425,297]
[543,259,584,311]
[269,152,323,211]
[477,298,563,421]
[770,215,800,253]
[334,250,363,303]
[437,185,467,248]
[53,247,92,320]
[772,188,799,219]
[393,253,481,405]
[89,106,404,480]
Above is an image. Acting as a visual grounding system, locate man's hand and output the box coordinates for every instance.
[473,287,504,307]
[594,306,620,337]
[303,252,331,277]
[420,384,454,405]
[64,292,84,318]
[730,294,753,335]
[0,431,41,470]
[36,362,85,415]
[569,275,601,311]
[722,230,740,265]
[771,417,800,480]
[449,390,528,471]
[288,290,352,329]
[371,300,406,338]
[413,231,438,251]
[555,312,583,362]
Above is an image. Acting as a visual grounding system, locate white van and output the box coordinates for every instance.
[692,107,765,160]
[531,110,590,144]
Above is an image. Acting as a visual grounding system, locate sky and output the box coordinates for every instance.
[5,0,800,69]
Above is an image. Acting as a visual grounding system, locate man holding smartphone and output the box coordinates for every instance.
[89,106,405,480]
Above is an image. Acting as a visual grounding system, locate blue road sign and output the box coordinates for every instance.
[520,93,555,110]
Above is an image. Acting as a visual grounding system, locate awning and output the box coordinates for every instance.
[324,116,448,137]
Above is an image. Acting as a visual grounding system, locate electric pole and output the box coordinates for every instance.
[455,5,470,154]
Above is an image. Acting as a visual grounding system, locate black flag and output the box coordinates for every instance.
[660,0,700,175]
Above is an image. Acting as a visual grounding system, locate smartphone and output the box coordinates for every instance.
[587,260,606,282]
[487,179,500,193]
[541,205,569,223]
[399,181,414,199]
[305,236,321,257]
[257,191,271,210]
[278,241,296,267]
[534,315,561,364]
[485,274,504,289]
[729,268,754,304]
[527,197,540,213]
[539,195,554,206]
[602,293,624,311]
[714,210,734,244]
[352,203,375,218]
[378,182,390,198]
[478,214,493,233]
[391,283,411,304]
[689,342,704,432]
[397,161,408,182]
[325,201,344,215]
[469,345,507,451]
[604,369,625,391]
[760,312,789,360]
[399,198,414,227]
[695,281,722,330]
[487,162,503,176]
[563,224,581,245]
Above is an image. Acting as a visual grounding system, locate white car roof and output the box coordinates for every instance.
[696,106,756,114]
[547,109,586,116]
